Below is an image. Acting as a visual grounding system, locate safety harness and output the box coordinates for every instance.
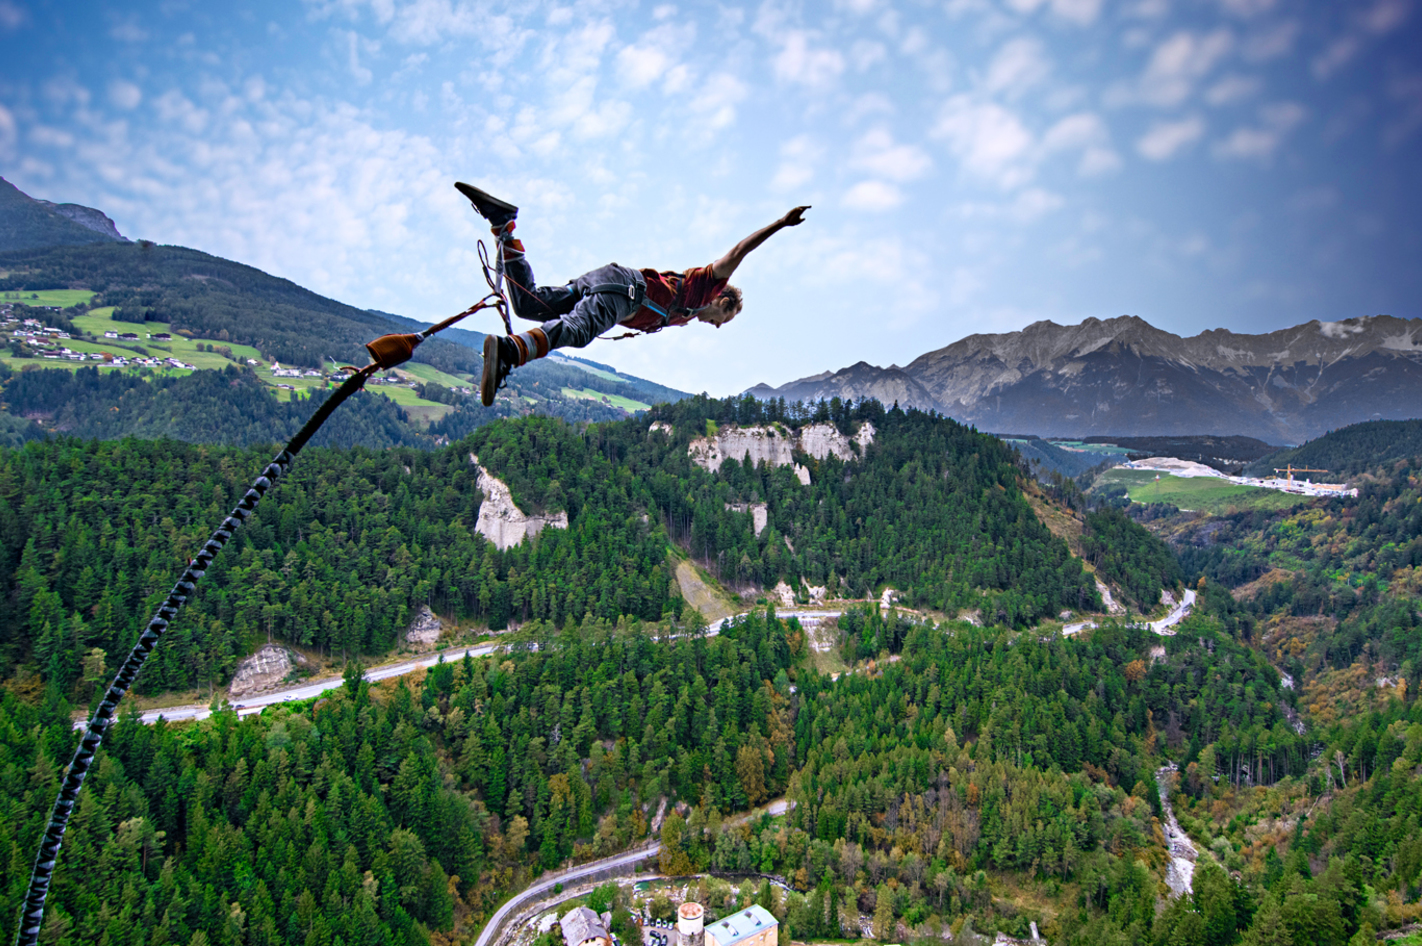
[581,278,693,337]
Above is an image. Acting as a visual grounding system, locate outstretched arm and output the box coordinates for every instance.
[711,206,810,280]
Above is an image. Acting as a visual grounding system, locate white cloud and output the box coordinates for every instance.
[1313,0,1410,79]
[153,91,209,135]
[1204,74,1260,105]
[1136,115,1204,159]
[932,96,1035,188]
[1004,0,1103,25]
[843,180,903,210]
[0,0,27,30]
[1216,0,1274,17]
[689,73,747,131]
[1312,36,1360,80]
[850,40,887,71]
[1042,112,1122,175]
[1384,72,1422,148]
[774,30,846,89]
[849,128,933,182]
[983,37,1051,97]
[1133,29,1234,107]
[1051,0,1103,26]
[0,103,16,157]
[771,135,824,191]
[109,17,147,43]
[617,45,673,88]
[617,21,696,89]
[1362,0,1411,34]
[1242,20,1298,61]
[958,187,1063,220]
[1213,102,1304,161]
[108,80,143,111]
[341,30,376,85]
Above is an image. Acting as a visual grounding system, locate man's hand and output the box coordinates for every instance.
[781,206,811,227]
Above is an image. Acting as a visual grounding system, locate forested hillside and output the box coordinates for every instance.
[5,393,1419,946]
[1244,418,1422,479]
[0,397,1114,701]
[7,585,1407,946]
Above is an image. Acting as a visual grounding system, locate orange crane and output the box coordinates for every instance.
[1273,465,1329,483]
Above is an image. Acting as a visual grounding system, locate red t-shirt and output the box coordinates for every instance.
[620,264,728,333]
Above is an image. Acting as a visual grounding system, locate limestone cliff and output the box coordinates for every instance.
[724,502,769,536]
[470,454,569,550]
[689,422,876,480]
[229,644,305,699]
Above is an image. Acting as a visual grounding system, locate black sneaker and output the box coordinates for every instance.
[455,182,518,228]
[480,334,513,406]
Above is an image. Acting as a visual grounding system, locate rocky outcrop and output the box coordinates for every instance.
[1096,577,1125,614]
[471,454,569,550]
[772,581,796,608]
[725,502,768,536]
[689,422,876,479]
[229,644,305,698]
[649,421,673,434]
[38,200,128,241]
[406,605,442,648]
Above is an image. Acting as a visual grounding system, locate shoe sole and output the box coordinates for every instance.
[480,334,501,406]
[455,182,518,220]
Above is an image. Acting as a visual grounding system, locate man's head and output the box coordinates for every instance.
[696,285,743,328]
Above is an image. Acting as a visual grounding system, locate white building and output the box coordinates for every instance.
[704,906,777,946]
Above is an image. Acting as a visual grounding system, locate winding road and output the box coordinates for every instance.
[1062,588,1196,637]
[123,610,845,727]
[470,800,792,946]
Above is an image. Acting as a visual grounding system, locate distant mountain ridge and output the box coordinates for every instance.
[748,314,1422,442]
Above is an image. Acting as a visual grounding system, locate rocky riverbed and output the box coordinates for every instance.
[1157,764,1198,897]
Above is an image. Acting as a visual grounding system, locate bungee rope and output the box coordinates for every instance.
[14,287,505,946]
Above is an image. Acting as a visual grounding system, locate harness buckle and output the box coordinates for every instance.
[628,283,637,300]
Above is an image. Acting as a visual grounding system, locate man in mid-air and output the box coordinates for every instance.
[456,181,809,406]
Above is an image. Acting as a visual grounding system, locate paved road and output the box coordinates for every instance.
[471,799,794,946]
[129,642,504,726]
[127,610,847,727]
[1063,588,1196,637]
[472,844,660,946]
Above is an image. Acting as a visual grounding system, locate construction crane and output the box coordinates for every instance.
[1273,465,1329,484]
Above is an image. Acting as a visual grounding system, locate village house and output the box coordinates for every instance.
[560,906,610,946]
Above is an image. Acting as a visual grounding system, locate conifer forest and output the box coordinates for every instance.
[1,395,1421,946]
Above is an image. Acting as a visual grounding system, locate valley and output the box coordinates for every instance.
[2,178,1420,946]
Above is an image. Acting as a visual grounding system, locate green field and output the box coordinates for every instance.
[555,359,624,383]
[1096,468,1312,513]
[2,289,97,308]
[9,306,455,421]
[561,387,650,412]
[399,361,472,389]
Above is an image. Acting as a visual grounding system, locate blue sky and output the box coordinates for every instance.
[1,0,1418,394]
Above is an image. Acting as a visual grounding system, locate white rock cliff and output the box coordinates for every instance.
[470,454,569,551]
[688,422,876,481]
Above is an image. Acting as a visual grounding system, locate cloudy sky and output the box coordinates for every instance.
[1,0,1419,394]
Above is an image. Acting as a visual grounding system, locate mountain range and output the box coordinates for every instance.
[747,314,1422,443]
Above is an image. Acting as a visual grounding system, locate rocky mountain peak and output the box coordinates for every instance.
[746,313,1422,442]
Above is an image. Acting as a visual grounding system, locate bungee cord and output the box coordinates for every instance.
[13,281,506,946]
